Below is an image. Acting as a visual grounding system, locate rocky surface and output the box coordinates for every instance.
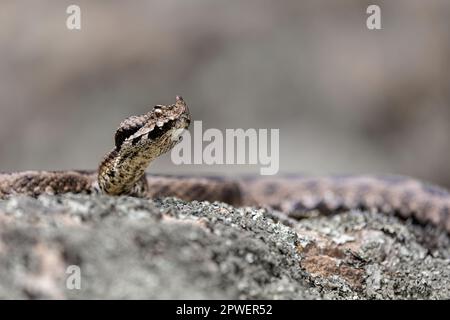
[0,194,449,299]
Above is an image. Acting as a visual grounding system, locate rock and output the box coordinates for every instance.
[0,194,448,299]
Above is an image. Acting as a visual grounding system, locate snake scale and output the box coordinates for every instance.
[1,96,449,232]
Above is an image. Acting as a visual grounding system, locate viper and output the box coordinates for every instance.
[1,96,449,232]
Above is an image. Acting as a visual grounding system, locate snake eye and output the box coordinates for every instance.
[132,136,141,146]
[147,120,175,140]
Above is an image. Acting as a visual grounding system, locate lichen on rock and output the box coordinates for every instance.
[0,194,448,299]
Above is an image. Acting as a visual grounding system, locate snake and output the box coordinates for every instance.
[0,96,449,232]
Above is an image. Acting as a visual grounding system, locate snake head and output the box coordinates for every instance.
[99,96,191,196]
[114,96,191,150]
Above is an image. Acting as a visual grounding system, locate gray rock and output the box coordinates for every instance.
[0,194,448,299]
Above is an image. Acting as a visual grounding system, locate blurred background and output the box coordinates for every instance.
[1,0,449,187]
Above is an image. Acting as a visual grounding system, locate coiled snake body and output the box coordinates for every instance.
[1,96,449,232]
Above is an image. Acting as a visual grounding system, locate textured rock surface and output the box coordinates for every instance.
[0,194,448,299]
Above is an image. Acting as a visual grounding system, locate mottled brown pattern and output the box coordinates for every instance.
[237,175,450,232]
[0,97,449,233]
[0,171,95,198]
[145,175,242,205]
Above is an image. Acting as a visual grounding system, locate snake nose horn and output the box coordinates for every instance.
[176,95,184,102]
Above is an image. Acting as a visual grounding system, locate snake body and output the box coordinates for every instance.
[1,96,449,232]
